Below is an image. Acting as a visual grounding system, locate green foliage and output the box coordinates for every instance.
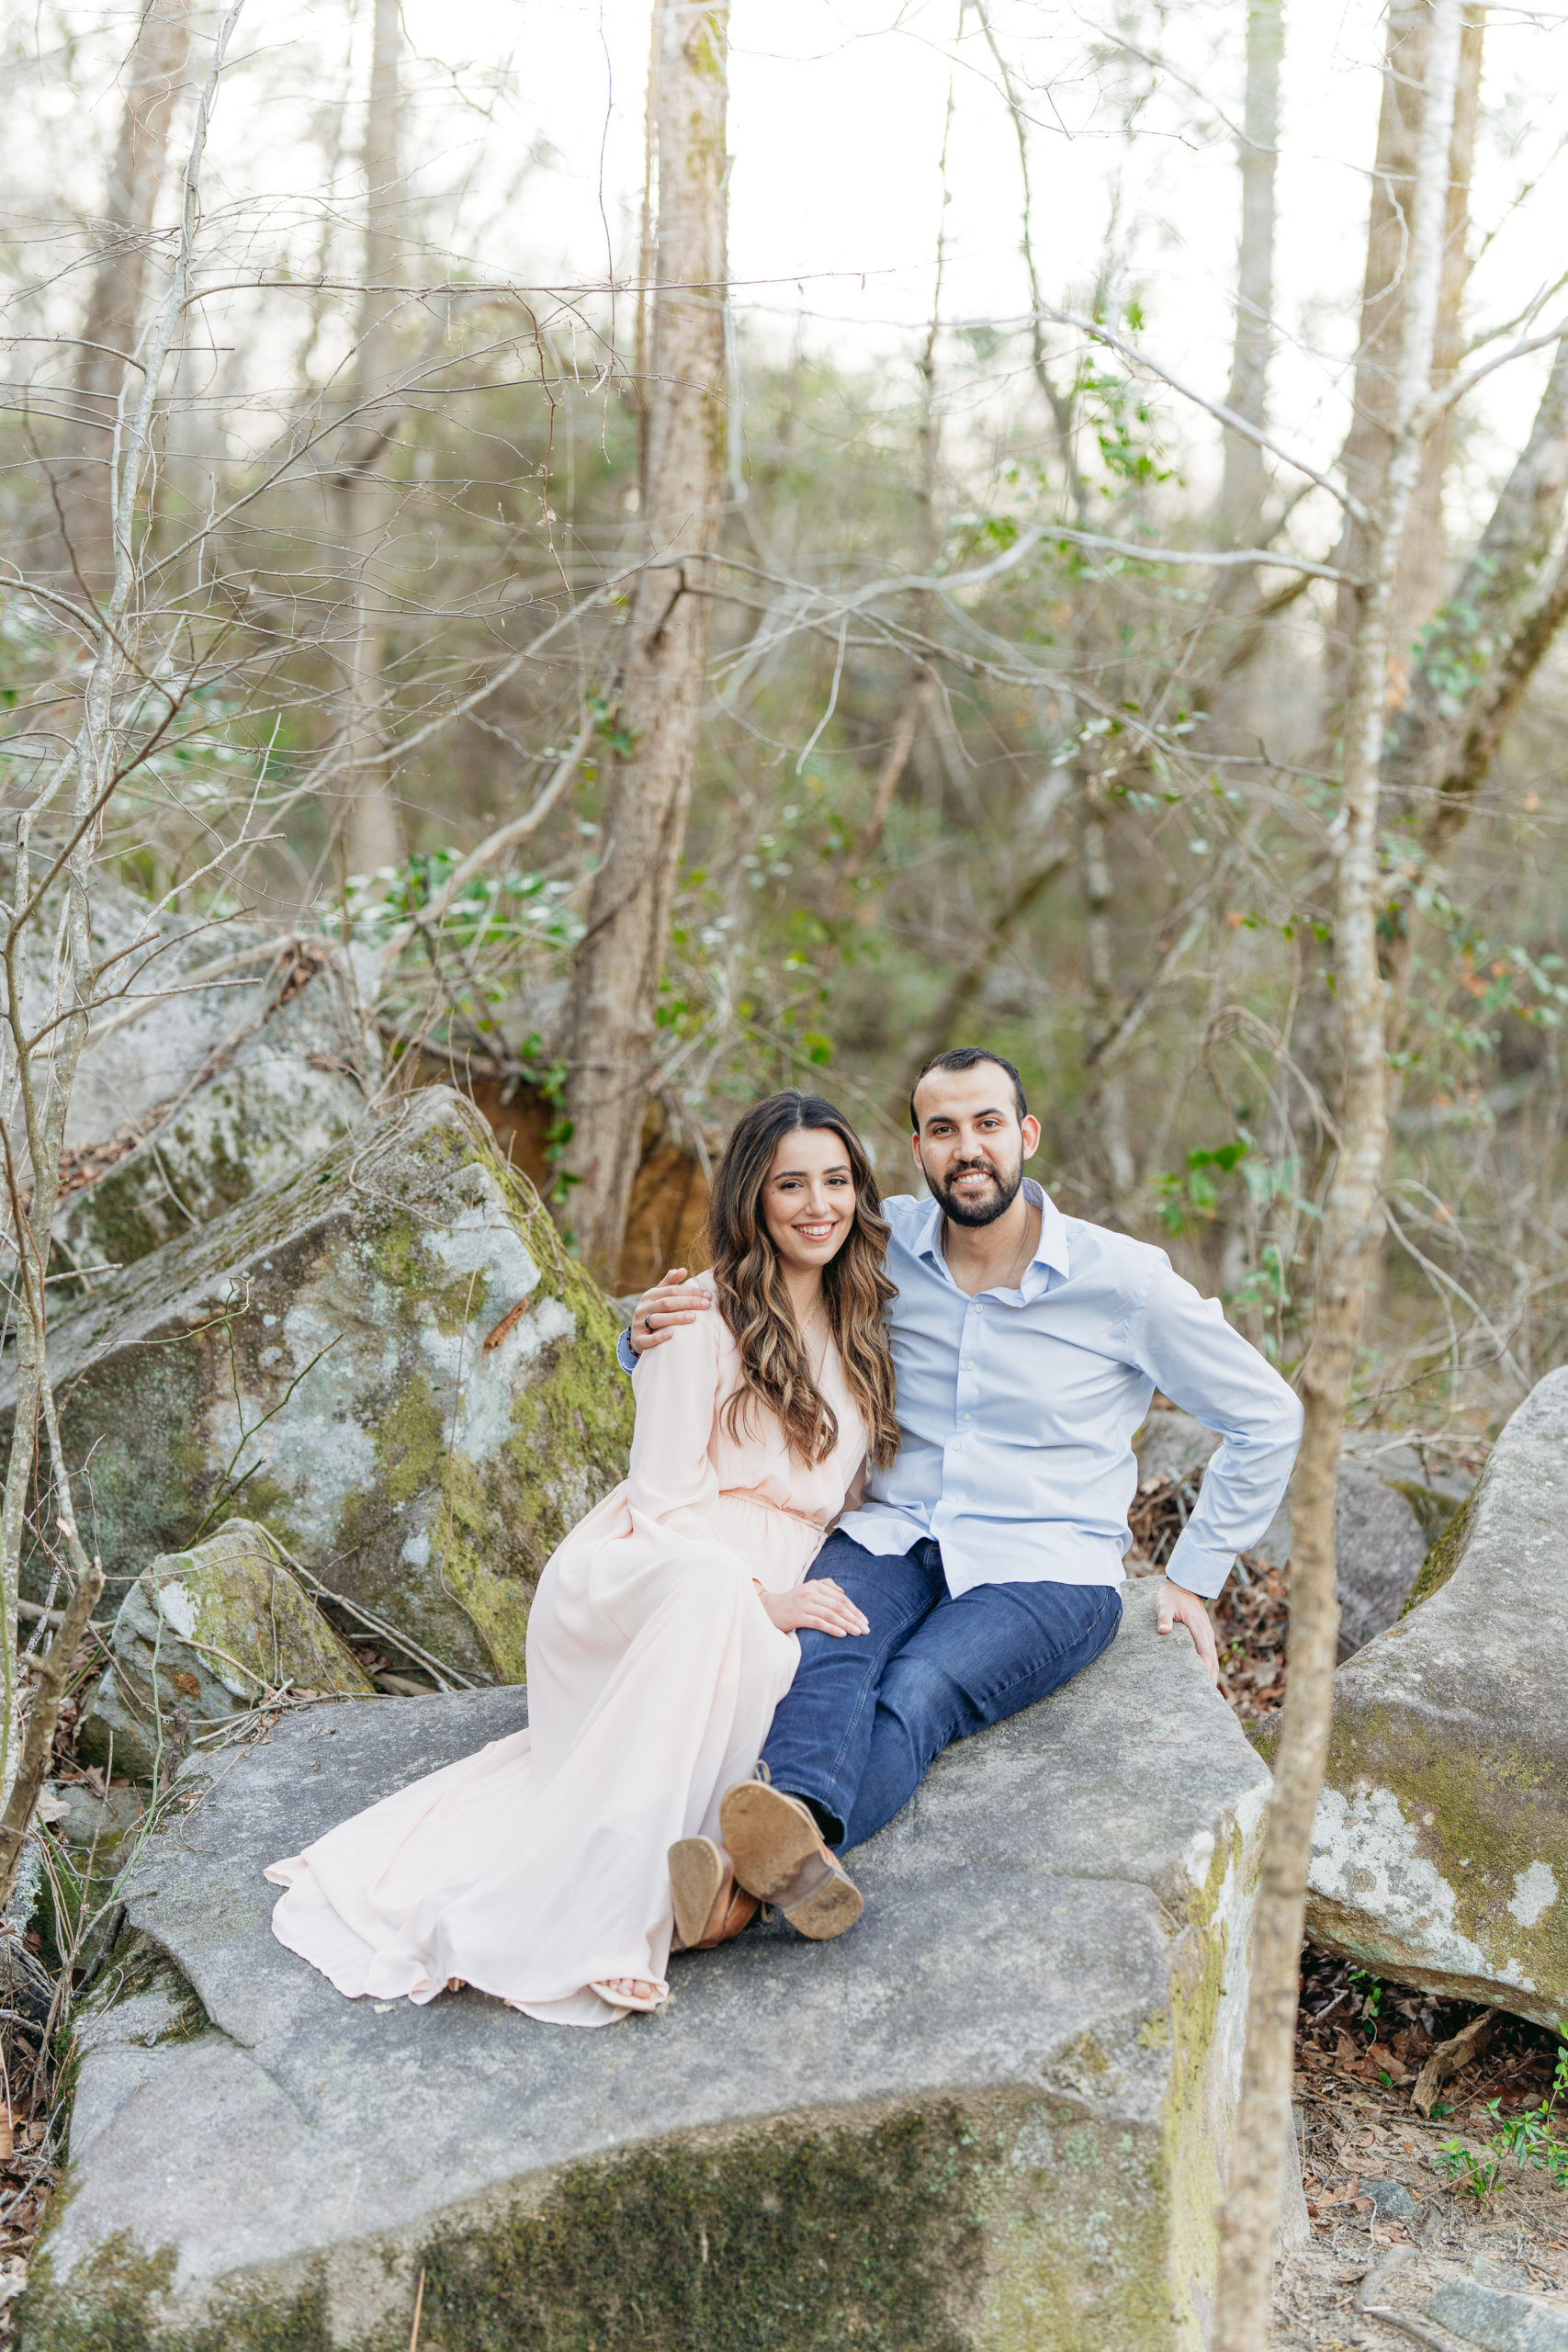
[1436,2044,1568,2201]
[1069,359,1173,491]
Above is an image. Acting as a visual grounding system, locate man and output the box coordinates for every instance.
[622,1047,1302,1939]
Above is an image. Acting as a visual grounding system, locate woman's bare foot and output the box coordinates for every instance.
[601,1976,659,2003]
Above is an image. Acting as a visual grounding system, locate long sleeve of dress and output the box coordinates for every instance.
[625,1298,724,1541]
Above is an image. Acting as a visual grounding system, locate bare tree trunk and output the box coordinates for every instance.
[1211,10,1463,2345]
[1328,3,1483,698]
[1217,0,1283,544]
[559,0,729,1281]
[335,0,408,879]
[1078,774,1135,1206]
[58,0,192,596]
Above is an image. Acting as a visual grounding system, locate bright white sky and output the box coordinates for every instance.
[12,0,1568,511]
[398,0,1568,502]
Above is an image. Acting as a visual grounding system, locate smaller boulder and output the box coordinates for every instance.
[1426,2279,1568,2351]
[1303,1368,1568,2033]
[78,1521,373,1780]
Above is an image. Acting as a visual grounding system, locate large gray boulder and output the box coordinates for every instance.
[19,1583,1269,2352]
[9,879,378,1283]
[1303,1368,1568,2032]
[0,1089,633,1681]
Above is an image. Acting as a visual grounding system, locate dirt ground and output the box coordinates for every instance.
[1275,1948,1568,2348]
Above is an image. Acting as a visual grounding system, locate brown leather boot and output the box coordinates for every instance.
[669,1837,760,1951]
[718,1781,863,1941]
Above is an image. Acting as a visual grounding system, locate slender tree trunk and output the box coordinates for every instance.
[335,0,408,878]
[1218,0,1283,544]
[1078,772,1135,1206]
[559,0,729,1281]
[1211,11,1463,2346]
[1328,3,1483,699]
[58,0,192,596]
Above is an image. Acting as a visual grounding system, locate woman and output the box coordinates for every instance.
[265,1091,898,2027]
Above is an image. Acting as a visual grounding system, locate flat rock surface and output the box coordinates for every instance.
[1306,1368,1568,2030]
[29,1582,1270,2348]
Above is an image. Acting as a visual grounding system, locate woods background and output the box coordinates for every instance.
[3,1,1568,2328]
[4,0,1567,1428]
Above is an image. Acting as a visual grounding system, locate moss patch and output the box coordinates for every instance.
[421,2106,987,2352]
[16,2233,331,2352]
[1400,1484,1477,1616]
[1322,1699,1568,2007]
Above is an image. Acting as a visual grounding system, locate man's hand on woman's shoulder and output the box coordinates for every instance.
[628,1266,715,1355]
[1156,1578,1220,1685]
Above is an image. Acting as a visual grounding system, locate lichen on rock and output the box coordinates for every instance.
[0,1089,634,1683]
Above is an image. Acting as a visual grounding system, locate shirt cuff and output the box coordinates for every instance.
[615,1327,637,1376]
[1163,1531,1236,1601]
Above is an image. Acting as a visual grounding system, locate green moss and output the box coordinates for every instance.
[17,2095,1223,2352]
[1386,1481,1460,1548]
[979,2111,1175,2352]
[16,2233,330,2352]
[371,1374,446,1507]
[421,2106,986,2352]
[434,1454,531,1684]
[79,1931,211,2051]
[1324,1698,1568,1999]
[1401,1485,1476,1616]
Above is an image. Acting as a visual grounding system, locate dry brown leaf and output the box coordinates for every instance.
[482,1298,531,1353]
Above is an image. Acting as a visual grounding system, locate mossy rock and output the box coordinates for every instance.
[0,1090,634,1683]
[1305,1370,1568,2031]
[77,1520,374,1781]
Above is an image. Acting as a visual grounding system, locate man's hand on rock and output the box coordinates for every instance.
[628,1266,713,1354]
[1157,1579,1220,1686]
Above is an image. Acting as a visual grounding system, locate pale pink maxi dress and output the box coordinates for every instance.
[265,1275,866,2028]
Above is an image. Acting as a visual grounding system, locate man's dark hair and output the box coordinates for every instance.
[908,1046,1029,1134]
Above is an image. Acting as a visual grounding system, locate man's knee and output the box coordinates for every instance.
[875,1651,967,1758]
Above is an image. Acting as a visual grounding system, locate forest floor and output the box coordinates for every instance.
[1274,1947,1568,2348]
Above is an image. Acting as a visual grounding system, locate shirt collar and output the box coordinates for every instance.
[914,1176,1071,1284]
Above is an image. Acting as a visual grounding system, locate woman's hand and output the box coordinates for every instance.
[759,1578,871,1638]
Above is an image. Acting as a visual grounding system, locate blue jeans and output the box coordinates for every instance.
[760,1532,1123,1852]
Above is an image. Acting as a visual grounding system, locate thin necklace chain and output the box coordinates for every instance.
[797,1294,830,1377]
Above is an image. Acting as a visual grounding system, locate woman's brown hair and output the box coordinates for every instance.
[705,1091,898,1470]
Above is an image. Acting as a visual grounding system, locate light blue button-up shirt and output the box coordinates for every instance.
[835,1181,1302,1600]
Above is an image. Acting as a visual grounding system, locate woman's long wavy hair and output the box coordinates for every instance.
[706,1091,898,1471]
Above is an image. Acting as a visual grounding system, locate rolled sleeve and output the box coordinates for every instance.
[1133,1267,1303,1600]
[615,1326,638,1376]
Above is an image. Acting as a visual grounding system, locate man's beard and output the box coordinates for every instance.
[929,1150,1025,1228]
